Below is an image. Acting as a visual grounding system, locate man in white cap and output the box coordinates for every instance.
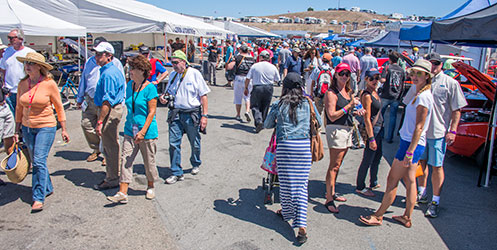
[0,28,35,113]
[160,50,210,184]
[244,50,280,133]
[278,42,291,83]
[77,37,124,164]
[92,42,126,190]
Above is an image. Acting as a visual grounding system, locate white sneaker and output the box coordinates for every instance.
[244,112,251,122]
[107,192,128,204]
[191,167,200,175]
[146,188,155,200]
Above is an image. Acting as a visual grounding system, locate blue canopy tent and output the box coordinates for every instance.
[364,31,429,48]
[345,39,367,47]
[400,0,497,42]
[323,34,349,41]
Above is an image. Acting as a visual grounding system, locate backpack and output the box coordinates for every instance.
[148,58,164,81]
[313,67,332,98]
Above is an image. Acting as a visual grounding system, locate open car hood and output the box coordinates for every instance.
[452,61,496,102]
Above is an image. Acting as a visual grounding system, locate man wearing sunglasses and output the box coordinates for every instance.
[0,29,35,114]
[77,37,124,164]
[92,42,126,191]
[417,52,467,218]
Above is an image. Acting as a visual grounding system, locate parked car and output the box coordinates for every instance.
[448,61,497,165]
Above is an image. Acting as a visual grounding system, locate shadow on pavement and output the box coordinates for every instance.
[207,115,237,121]
[220,123,255,133]
[213,186,296,242]
[0,182,32,206]
[54,150,91,161]
[52,168,104,189]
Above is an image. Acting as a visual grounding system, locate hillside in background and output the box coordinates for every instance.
[245,10,389,34]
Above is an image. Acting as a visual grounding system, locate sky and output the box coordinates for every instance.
[139,0,468,18]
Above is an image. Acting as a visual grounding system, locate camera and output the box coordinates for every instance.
[162,93,175,109]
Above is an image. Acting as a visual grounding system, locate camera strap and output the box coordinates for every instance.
[165,67,188,96]
[132,79,146,114]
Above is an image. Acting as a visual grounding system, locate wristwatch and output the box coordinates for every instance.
[201,114,208,118]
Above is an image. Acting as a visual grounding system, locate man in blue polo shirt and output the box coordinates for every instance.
[283,48,302,78]
[77,37,124,165]
[92,42,126,190]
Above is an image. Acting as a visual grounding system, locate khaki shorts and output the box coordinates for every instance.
[326,124,353,149]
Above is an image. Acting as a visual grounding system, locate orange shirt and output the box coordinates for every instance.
[15,77,66,128]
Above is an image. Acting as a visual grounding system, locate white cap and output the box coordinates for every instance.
[94,41,114,54]
[282,42,289,47]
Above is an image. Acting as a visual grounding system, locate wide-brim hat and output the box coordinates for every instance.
[408,59,433,77]
[17,52,53,70]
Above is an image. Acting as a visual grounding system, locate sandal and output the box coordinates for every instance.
[324,200,339,213]
[333,194,347,202]
[296,231,307,244]
[392,215,412,228]
[355,188,375,197]
[31,201,43,213]
[359,215,383,226]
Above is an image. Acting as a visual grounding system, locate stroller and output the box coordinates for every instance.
[261,132,279,204]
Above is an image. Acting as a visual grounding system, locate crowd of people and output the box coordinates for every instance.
[0,28,468,244]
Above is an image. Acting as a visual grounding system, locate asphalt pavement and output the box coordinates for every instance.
[1,70,496,250]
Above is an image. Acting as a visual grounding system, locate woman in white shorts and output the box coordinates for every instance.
[233,45,255,122]
[323,63,363,213]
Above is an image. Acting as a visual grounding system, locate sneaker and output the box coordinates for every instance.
[93,180,118,190]
[107,192,128,204]
[255,123,264,133]
[146,188,155,200]
[235,116,242,122]
[417,192,429,204]
[244,112,251,122]
[165,175,184,184]
[425,201,439,218]
[191,167,200,175]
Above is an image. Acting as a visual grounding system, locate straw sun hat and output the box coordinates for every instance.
[408,59,433,78]
[16,52,53,71]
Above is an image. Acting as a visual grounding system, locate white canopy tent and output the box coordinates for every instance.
[222,21,279,38]
[0,0,86,36]
[19,0,231,38]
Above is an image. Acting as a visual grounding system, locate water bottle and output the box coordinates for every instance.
[355,102,363,111]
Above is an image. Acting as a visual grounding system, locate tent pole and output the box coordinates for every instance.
[164,33,169,63]
[185,35,188,61]
[200,36,204,61]
[428,40,433,53]
[78,37,81,72]
[485,113,496,187]
[84,35,87,64]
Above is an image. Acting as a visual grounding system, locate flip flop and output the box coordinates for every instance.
[324,200,339,213]
[31,202,44,213]
[333,194,347,202]
[359,215,383,226]
[392,215,412,228]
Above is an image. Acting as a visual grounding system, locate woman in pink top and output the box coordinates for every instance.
[15,52,69,212]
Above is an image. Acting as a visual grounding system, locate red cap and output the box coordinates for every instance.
[449,53,454,56]
[335,63,351,74]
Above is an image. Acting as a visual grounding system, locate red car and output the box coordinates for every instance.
[448,62,496,165]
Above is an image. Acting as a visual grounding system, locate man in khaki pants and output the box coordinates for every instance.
[91,42,126,190]
[76,37,124,165]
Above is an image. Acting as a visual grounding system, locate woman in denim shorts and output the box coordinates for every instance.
[360,59,434,228]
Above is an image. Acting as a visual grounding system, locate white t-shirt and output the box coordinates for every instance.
[165,67,210,109]
[0,46,35,93]
[399,90,434,146]
[246,61,280,86]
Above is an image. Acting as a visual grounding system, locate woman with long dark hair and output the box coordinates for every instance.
[360,59,434,228]
[264,72,322,244]
[303,46,321,95]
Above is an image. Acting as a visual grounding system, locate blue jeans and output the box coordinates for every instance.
[168,112,201,176]
[381,98,400,142]
[22,126,56,203]
[6,93,17,115]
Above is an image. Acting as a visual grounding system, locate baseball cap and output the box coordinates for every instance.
[283,72,304,90]
[139,46,150,54]
[93,36,107,47]
[425,52,442,63]
[93,42,114,54]
[322,53,332,62]
[172,50,188,63]
[335,63,351,74]
[293,48,301,53]
[365,68,380,78]
[259,50,270,59]
[282,42,289,47]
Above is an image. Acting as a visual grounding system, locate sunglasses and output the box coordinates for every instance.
[410,71,426,77]
[7,36,18,40]
[430,60,441,66]
[23,61,37,66]
[171,60,181,65]
[369,76,380,81]
[338,71,351,77]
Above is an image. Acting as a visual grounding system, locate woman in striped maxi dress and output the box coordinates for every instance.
[264,72,322,244]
